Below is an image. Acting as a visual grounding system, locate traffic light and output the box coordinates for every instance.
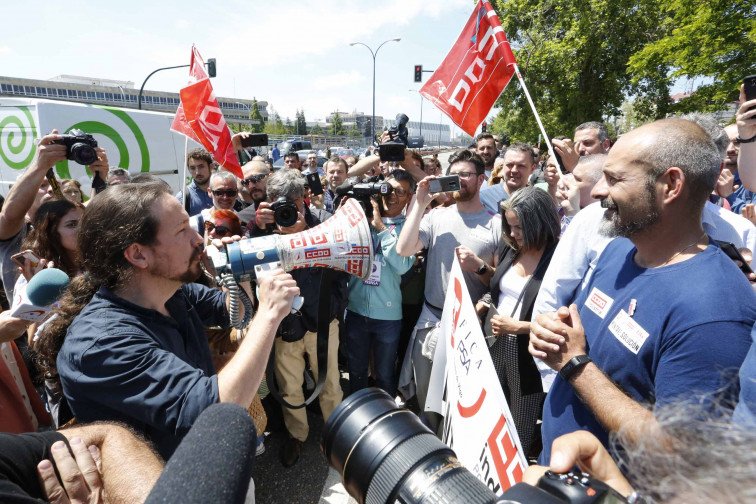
[482,121,487,133]
[207,58,217,78]
[414,65,422,83]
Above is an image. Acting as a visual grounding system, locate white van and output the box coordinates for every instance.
[0,97,201,196]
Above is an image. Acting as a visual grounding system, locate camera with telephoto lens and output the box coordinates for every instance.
[269,197,299,228]
[378,113,409,162]
[321,388,630,504]
[53,129,98,165]
[333,176,392,218]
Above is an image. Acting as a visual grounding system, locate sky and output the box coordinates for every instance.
[2,0,478,137]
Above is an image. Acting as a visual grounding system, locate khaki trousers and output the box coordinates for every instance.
[274,319,343,441]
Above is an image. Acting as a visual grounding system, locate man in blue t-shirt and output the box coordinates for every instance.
[530,118,756,464]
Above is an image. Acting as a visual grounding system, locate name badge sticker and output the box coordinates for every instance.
[584,287,614,319]
[363,261,381,287]
[608,309,650,355]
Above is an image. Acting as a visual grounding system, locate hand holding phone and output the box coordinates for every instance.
[428,175,461,193]
[11,250,40,269]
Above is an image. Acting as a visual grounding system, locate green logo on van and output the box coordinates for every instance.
[56,106,151,179]
[0,107,38,170]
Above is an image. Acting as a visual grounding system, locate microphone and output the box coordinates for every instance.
[10,268,69,322]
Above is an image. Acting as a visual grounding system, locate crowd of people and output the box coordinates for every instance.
[1,84,756,503]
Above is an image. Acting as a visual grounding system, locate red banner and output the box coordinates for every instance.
[419,0,517,137]
[171,46,242,178]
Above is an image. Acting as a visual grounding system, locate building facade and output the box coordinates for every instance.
[0,75,268,126]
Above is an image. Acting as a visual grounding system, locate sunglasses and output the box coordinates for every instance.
[204,221,233,236]
[241,174,267,185]
[211,189,238,197]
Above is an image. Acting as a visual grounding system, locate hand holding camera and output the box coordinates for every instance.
[33,130,68,172]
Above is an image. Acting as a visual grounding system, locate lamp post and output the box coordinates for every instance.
[137,59,215,110]
[349,38,400,142]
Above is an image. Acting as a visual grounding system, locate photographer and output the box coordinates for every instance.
[347,132,426,183]
[255,169,348,468]
[344,171,415,397]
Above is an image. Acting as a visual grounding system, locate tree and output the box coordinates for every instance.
[311,124,324,135]
[249,98,264,134]
[345,128,360,137]
[628,0,756,114]
[284,117,294,135]
[489,0,666,142]
[295,109,308,135]
[263,106,285,135]
[331,111,344,136]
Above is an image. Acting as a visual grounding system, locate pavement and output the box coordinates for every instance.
[250,375,357,504]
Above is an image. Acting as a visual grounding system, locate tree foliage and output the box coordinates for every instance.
[331,111,344,136]
[311,124,324,135]
[488,0,755,142]
[249,98,264,133]
[628,0,756,114]
[295,109,308,135]
[263,106,285,135]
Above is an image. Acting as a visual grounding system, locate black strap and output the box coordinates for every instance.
[265,269,332,409]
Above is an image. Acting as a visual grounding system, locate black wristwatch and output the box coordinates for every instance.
[476,263,488,275]
[737,134,756,144]
[559,355,592,382]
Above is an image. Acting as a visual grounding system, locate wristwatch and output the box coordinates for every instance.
[559,355,592,382]
[737,134,756,144]
[476,263,488,275]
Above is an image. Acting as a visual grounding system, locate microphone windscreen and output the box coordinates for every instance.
[26,268,69,306]
[145,403,256,504]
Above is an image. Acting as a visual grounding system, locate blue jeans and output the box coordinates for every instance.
[345,310,402,396]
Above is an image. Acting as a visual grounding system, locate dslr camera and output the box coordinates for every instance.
[269,197,300,228]
[333,176,392,218]
[378,113,409,162]
[53,129,98,165]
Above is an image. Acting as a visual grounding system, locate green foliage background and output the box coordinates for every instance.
[488,0,756,142]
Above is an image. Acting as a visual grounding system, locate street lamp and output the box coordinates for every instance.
[349,38,401,142]
[137,59,216,110]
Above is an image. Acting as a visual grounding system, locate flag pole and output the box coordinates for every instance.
[511,63,564,182]
[182,136,189,208]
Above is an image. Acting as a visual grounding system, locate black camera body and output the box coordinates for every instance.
[53,129,98,165]
[379,113,410,162]
[269,197,299,228]
[333,176,392,218]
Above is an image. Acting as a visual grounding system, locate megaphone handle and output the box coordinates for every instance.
[291,295,304,314]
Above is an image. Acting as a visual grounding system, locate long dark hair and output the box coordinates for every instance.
[36,183,170,385]
[500,186,560,252]
[22,199,84,276]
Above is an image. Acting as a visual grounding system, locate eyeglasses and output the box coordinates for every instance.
[455,171,478,179]
[390,187,409,197]
[211,189,238,198]
[241,174,267,186]
[204,221,232,236]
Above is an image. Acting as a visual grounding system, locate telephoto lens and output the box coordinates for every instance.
[320,388,497,504]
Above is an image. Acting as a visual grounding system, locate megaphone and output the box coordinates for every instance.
[206,198,374,325]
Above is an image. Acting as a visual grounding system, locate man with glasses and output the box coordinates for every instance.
[189,170,240,233]
[236,160,270,231]
[302,151,324,177]
[396,149,501,413]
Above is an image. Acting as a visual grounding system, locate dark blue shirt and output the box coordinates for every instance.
[734,323,756,425]
[726,173,756,215]
[540,238,756,463]
[175,180,213,218]
[57,283,228,459]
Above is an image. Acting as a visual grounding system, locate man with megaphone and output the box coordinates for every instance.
[248,169,349,469]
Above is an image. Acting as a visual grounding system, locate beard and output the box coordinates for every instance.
[151,244,204,284]
[452,186,475,202]
[599,191,660,238]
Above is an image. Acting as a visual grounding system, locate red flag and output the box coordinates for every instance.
[171,46,209,141]
[419,0,517,137]
[171,47,242,178]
